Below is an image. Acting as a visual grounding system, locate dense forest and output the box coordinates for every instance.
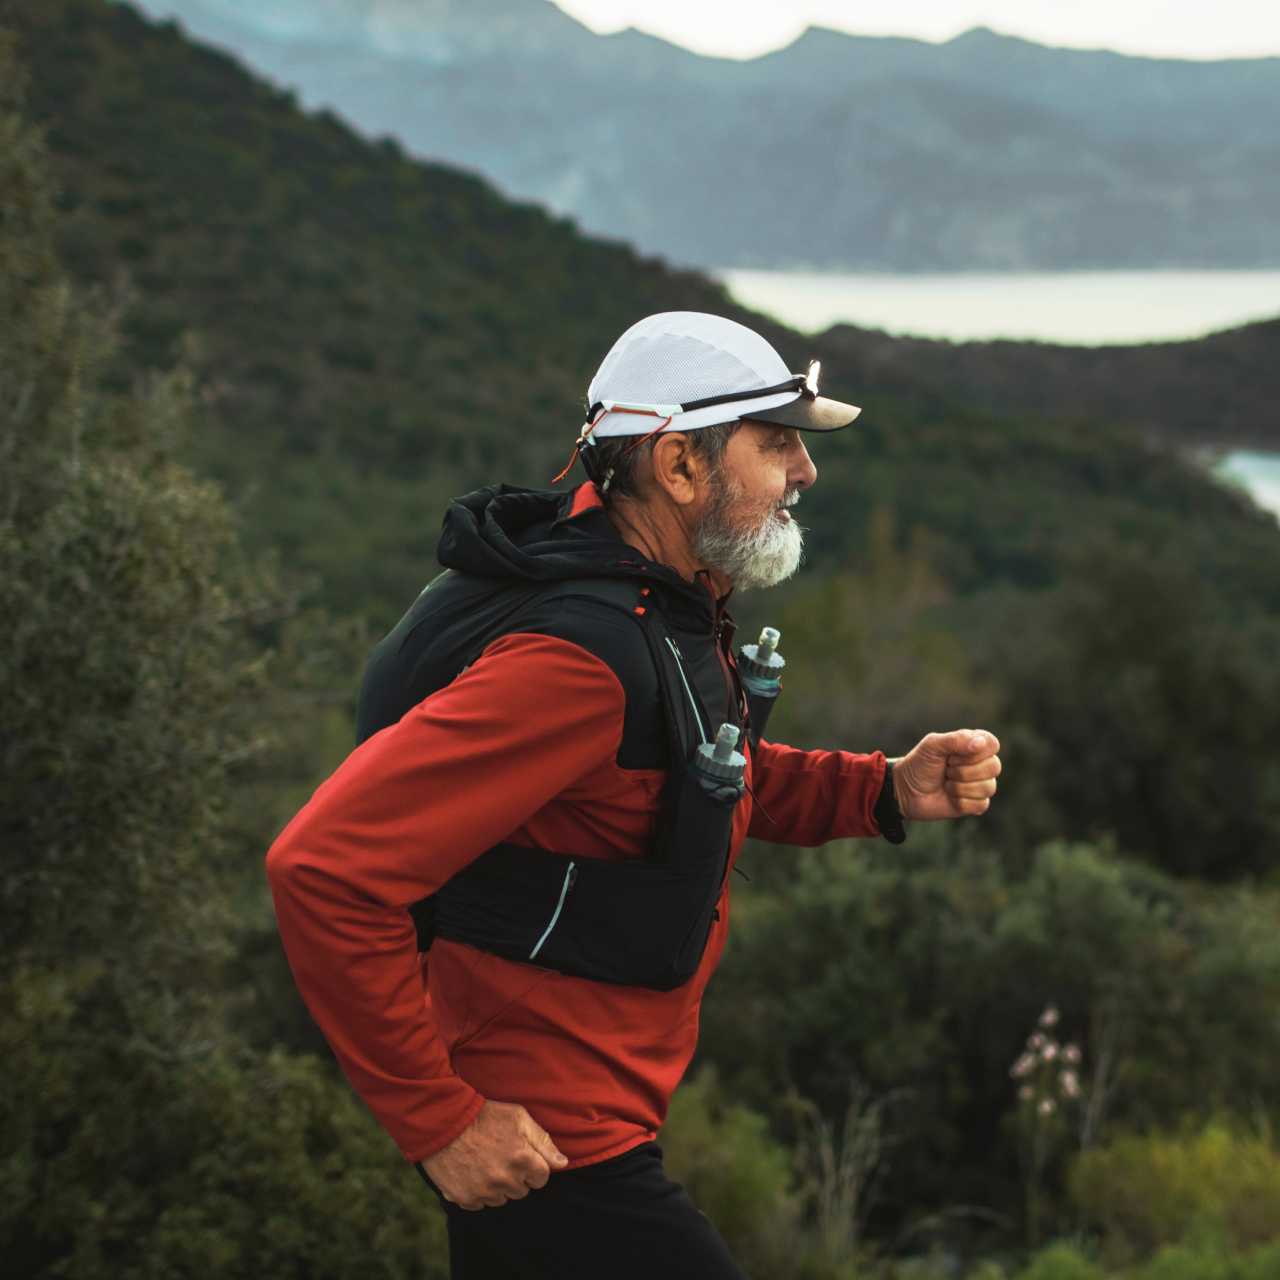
[5,3,1280,1278]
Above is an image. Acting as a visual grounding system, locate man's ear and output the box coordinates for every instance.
[648,433,701,507]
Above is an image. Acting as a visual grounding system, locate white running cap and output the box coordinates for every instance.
[584,311,861,440]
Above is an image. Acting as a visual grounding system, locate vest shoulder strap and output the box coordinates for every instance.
[460,575,706,764]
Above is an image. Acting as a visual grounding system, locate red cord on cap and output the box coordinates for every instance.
[551,441,584,485]
[551,417,602,484]
[621,414,673,457]
[550,409,674,484]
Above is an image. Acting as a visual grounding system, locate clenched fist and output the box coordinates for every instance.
[892,729,1002,822]
[423,1100,569,1211]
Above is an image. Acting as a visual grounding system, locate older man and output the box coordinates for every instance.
[266,312,1001,1278]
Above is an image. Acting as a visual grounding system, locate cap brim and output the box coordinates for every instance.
[741,393,862,433]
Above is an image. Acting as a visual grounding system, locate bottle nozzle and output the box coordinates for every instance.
[712,722,740,763]
[737,626,785,687]
[695,721,747,790]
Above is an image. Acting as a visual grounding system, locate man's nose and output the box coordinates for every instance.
[791,439,818,491]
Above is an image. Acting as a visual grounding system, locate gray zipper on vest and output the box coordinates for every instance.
[665,636,709,745]
[529,861,577,960]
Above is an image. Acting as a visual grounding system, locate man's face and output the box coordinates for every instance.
[692,421,818,591]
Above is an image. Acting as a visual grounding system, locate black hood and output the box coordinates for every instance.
[436,483,719,621]
[358,482,734,746]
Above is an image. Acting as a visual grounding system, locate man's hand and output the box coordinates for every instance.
[423,1100,569,1211]
[892,729,1001,822]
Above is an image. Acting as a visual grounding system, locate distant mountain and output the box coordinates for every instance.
[129,0,1280,272]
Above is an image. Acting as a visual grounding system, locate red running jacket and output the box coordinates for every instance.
[266,482,889,1168]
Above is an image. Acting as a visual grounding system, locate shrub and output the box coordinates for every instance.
[1131,1242,1280,1280]
[986,546,1280,879]
[1010,1242,1104,1280]
[1,966,450,1278]
[664,1067,898,1279]
[0,45,440,1278]
[663,1068,848,1279]
[700,839,1280,1244]
[1069,1121,1280,1261]
[1006,1239,1280,1280]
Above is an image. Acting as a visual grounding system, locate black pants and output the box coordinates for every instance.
[418,1142,748,1279]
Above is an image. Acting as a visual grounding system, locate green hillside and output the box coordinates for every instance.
[11,0,1280,625]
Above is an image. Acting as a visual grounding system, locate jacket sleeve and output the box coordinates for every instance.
[746,738,888,845]
[265,631,626,1163]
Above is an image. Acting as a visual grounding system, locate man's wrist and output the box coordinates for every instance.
[875,758,908,844]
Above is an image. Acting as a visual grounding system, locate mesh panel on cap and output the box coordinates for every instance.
[597,335,759,405]
[588,312,792,409]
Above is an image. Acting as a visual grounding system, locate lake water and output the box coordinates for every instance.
[717,268,1280,518]
[719,269,1280,345]
[1216,451,1280,521]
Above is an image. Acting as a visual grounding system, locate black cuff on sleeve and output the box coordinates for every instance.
[874,760,908,845]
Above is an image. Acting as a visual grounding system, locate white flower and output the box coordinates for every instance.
[1061,1071,1081,1098]
[1038,1097,1056,1116]
[1010,1053,1036,1079]
[1028,1032,1046,1052]
[1063,1044,1082,1065]
[1041,1042,1058,1062]
[1039,1005,1060,1029]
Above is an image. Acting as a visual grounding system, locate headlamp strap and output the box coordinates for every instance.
[583,361,819,426]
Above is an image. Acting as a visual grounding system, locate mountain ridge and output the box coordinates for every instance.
[129,0,1280,272]
[818,316,1280,453]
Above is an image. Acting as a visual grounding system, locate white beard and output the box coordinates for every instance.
[692,476,804,591]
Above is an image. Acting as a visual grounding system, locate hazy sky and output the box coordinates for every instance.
[551,0,1280,61]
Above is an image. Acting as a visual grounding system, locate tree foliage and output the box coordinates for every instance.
[0,38,447,1277]
[701,839,1280,1244]
[984,545,1280,877]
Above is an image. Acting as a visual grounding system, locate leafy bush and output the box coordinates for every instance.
[1069,1122,1280,1261]
[662,1068,817,1277]
[663,1068,910,1279]
[0,46,444,1278]
[2,965,450,1279]
[985,545,1280,879]
[1007,1240,1280,1280]
[1009,1243,1104,1280]
[700,839,1280,1244]
[1,23,273,969]
[1131,1242,1280,1280]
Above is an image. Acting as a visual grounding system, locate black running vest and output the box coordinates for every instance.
[356,570,746,992]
